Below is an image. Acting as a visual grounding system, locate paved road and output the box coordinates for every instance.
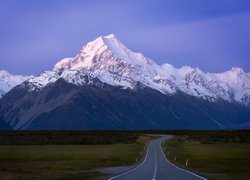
[110,135,206,180]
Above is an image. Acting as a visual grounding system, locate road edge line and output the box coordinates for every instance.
[159,137,207,180]
[109,141,151,180]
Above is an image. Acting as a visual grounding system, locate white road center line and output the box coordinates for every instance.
[153,143,157,180]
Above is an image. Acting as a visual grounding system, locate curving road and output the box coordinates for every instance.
[110,135,206,180]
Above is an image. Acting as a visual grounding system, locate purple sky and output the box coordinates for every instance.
[0,0,250,75]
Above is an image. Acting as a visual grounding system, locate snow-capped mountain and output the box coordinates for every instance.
[210,68,250,104]
[0,70,31,97]
[1,34,250,130]
[26,34,249,105]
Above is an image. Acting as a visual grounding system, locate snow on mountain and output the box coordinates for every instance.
[19,34,250,105]
[210,67,250,104]
[52,34,175,93]
[0,70,31,97]
[53,58,74,71]
[54,34,164,77]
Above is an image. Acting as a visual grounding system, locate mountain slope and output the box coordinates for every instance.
[1,78,249,130]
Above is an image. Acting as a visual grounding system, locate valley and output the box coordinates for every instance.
[0,130,249,179]
[1,1,249,180]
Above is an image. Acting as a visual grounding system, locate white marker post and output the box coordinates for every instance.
[174,157,176,161]
[186,159,189,166]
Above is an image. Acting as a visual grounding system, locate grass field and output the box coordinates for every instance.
[0,136,150,179]
[1,130,249,179]
[163,133,250,180]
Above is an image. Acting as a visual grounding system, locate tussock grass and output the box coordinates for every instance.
[0,136,150,179]
[163,131,250,180]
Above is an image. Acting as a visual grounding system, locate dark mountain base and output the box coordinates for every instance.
[0,117,11,130]
[0,79,249,130]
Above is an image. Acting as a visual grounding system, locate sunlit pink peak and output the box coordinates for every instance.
[77,33,148,65]
[53,34,160,76]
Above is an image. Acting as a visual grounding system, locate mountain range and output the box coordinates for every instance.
[0,34,250,130]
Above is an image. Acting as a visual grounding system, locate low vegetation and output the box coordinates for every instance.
[0,131,150,179]
[0,131,139,145]
[163,130,250,180]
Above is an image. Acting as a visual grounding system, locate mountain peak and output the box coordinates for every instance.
[84,34,119,52]
[0,70,10,77]
[53,34,160,77]
[0,70,31,95]
[103,33,116,39]
[231,67,244,75]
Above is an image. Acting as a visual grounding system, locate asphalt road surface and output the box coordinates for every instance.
[110,135,206,180]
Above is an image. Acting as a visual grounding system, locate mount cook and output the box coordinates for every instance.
[0,34,249,130]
